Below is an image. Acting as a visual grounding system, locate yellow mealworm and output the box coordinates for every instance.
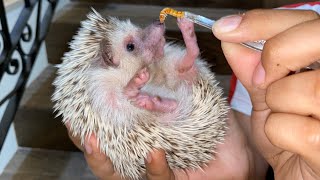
[159,8,185,23]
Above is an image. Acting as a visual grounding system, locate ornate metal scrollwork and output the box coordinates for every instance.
[5,58,20,75]
[0,0,59,152]
[0,30,3,54]
[21,24,33,42]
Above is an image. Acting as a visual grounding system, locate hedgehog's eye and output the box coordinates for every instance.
[126,43,135,52]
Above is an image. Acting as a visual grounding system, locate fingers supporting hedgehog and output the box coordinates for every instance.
[65,122,84,152]
[84,134,122,180]
[66,123,122,180]
[146,149,176,180]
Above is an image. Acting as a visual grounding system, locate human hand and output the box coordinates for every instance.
[66,123,124,180]
[212,9,320,179]
[66,110,268,180]
[143,110,268,180]
[65,123,180,180]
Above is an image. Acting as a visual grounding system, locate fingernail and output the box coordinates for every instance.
[65,121,71,129]
[146,152,152,164]
[253,62,265,85]
[84,141,92,155]
[213,15,243,33]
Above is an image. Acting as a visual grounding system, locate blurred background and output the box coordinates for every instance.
[0,0,313,179]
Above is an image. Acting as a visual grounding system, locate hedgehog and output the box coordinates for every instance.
[52,9,229,180]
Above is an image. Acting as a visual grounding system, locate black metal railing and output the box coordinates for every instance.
[0,0,59,152]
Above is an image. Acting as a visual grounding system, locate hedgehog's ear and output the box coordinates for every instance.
[100,39,115,66]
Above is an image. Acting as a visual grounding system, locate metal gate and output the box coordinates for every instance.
[0,0,59,152]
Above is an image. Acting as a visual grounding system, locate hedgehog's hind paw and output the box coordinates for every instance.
[134,93,177,113]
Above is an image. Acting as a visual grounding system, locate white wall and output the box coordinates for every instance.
[0,0,69,174]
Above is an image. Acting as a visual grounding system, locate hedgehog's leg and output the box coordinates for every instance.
[124,67,150,98]
[176,18,200,73]
[124,68,177,113]
[135,93,177,113]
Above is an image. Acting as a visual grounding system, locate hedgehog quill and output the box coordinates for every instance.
[52,8,229,180]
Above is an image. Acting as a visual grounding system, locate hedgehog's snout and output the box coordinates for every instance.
[140,21,165,62]
[143,20,165,38]
[152,19,164,26]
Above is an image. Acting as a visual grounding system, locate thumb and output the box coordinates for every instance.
[212,9,319,43]
[145,149,175,180]
[221,42,261,89]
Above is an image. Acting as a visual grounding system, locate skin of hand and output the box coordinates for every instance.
[66,123,124,180]
[66,109,268,180]
[212,9,320,179]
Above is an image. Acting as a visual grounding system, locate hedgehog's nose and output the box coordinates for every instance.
[153,19,164,26]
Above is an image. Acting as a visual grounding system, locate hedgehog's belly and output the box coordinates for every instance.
[141,79,194,122]
[103,77,228,180]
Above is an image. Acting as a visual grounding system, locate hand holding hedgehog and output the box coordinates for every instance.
[213,8,320,180]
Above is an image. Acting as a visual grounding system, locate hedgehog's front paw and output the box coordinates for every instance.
[124,67,150,98]
[132,68,150,89]
[133,67,150,89]
[176,18,199,75]
[177,18,195,38]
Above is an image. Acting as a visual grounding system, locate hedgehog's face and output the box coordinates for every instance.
[100,18,166,68]
[72,15,168,124]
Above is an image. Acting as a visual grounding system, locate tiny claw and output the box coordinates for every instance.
[153,19,163,26]
[152,96,161,102]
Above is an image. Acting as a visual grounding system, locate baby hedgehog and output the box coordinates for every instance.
[52,9,229,180]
